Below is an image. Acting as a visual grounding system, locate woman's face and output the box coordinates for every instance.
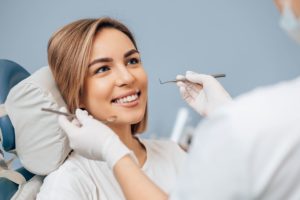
[80,28,148,127]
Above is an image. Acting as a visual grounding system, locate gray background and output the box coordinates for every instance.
[1,0,300,139]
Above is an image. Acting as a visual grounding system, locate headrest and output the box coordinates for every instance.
[0,60,30,151]
[4,67,71,175]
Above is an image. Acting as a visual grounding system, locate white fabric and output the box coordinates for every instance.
[11,175,44,200]
[5,66,71,175]
[171,77,300,200]
[37,139,186,200]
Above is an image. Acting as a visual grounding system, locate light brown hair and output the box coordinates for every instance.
[48,17,147,134]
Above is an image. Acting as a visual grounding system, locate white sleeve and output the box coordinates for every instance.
[170,112,250,200]
[170,80,300,200]
[169,141,187,172]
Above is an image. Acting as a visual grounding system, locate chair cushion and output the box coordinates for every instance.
[0,59,30,151]
[4,67,71,175]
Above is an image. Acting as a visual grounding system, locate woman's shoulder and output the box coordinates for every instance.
[37,152,97,199]
[140,138,187,163]
[140,138,187,186]
[142,138,185,152]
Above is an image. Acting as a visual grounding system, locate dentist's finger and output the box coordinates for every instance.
[71,118,81,127]
[176,74,186,81]
[185,72,214,85]
[58,115,78,136]
[176,81,186,87]
[75,109,92,125]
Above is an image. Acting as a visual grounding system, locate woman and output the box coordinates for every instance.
[36,17,186,200]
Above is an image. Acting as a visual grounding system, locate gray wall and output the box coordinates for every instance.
[1,0,300,138]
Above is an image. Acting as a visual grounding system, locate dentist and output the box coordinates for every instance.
[171,0,300,199]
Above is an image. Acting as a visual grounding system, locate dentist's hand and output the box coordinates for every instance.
[176,71,232,116]
[58,108,134,169]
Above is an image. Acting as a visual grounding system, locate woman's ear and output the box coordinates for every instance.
[78,87,86,109]
[79,96,86,110]
[79,102,86,110]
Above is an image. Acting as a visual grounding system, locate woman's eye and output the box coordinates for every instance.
[127,58,140,65]
[95,66,110,74]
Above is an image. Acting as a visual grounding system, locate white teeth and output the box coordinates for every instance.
[114,93,139,104]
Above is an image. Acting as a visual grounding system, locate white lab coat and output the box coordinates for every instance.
[170,77,300,200]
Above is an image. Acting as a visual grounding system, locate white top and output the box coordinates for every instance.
[37,138,186,200]
[171,77,300,200]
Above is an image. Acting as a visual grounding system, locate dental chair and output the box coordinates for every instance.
[0,59,37,199]
[0,59,71,199]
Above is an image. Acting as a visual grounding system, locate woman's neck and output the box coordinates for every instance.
[110,124,146,167]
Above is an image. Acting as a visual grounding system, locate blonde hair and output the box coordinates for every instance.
[48,17,147,134]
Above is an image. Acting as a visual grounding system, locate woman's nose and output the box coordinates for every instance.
[115,66,135,87]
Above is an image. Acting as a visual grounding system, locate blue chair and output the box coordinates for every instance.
[0,59,35,200]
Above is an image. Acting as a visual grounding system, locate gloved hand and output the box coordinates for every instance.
[176,71,232,116]
[58,107,135,169]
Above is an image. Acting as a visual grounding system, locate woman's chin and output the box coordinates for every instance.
[116,114,144,125]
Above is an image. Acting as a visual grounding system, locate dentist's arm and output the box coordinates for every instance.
[177,71,232,116]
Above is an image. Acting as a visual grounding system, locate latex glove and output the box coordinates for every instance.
[58,107,134,169]
[176,71,232,116]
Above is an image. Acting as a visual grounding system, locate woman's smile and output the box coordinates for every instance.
[111,89,141,108]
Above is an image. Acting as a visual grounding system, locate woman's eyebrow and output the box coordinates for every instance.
[124,49,139,58]
[88,49,139,68]
[88,57,113,68]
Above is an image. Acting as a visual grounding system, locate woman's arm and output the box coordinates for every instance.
[113,155,168,200]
